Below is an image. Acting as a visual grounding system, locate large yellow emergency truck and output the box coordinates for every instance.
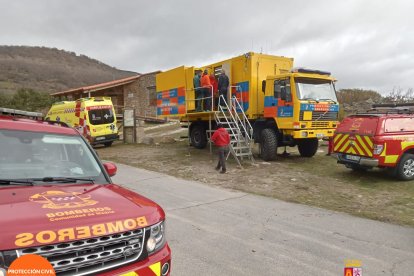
[46,97,119,146]
[156,52,339,161]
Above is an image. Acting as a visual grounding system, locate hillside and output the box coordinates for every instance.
[0,46,137,94]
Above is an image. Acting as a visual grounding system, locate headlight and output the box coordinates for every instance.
[146,221,166,255]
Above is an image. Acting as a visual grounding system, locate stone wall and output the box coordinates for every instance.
[53,72,158,118]
[123,72,157,117]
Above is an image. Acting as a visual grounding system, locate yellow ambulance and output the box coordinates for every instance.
[46,97,119,146]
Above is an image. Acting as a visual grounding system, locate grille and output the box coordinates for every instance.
[17,229,146,276]
[299,111,338,121]
[311,121,330,128]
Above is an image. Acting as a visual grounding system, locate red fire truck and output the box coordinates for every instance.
[0,116,171,275]
[334,103,414,180]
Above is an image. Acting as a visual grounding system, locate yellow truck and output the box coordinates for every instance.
[156,52,339,161]
[46,97,119,146]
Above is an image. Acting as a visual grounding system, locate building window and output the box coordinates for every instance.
[148,86,157,106]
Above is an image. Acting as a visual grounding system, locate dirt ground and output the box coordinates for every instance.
[97,122,414,227]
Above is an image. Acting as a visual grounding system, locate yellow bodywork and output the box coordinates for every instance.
[156,52,339,139]
[263,72,338,137]
[46,97,118,142]
[156,52,293,120]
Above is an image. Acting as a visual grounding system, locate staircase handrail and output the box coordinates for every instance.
[229,88,253,141]
[217,95,241,140]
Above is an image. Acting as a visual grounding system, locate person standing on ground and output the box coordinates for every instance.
[201,69,212,111]
[211,123,230,174]
[193,70,202,112]
[217,69,229,107]
[326,136,333,156]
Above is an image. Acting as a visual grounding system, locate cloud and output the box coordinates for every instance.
[0,0,413,94]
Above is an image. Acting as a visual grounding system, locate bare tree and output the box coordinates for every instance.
[384,87,414,103]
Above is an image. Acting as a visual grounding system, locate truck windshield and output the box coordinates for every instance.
[295,78,337,102]
[0,130,109,184]
[88,108,115,125]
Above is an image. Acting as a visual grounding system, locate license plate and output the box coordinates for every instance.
[346,155,360,161]
[96,137,105,141]
[316,133,324,138]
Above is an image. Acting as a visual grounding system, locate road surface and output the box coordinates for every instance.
[113,163,414,276]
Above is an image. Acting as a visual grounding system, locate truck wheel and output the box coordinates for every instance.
[104,142,113,147]
[260,128,278,161]
[190,124,207,149]
[396,153,414,181]
[297,138,319,157]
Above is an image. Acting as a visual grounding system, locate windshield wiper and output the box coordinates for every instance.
[302,97,319,103]
[318,98,337,104]
[0,179,34,186]
[39,177,95,184]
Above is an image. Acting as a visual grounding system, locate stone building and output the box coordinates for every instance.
[50,71,159,117]
[122,72,158,117]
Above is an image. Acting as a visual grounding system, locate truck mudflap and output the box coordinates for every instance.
[284,128,335,139]
[335,153,379,167]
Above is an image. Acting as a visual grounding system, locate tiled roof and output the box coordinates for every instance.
[50,74,141,96]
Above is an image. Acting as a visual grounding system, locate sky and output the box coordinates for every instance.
[1,0,413,94]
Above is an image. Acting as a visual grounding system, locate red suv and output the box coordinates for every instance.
[334,104,414,180]
[0,116,171,275]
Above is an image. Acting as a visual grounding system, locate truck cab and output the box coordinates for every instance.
[259,68,339,160]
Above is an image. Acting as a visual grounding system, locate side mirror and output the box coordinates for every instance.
[103,162,117,177]
[261,80,266,93]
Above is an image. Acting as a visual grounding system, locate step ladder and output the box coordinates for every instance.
[214,94,255,166]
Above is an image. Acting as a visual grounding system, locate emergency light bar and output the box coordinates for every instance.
[372,103,414,108]
[290,67,331,76]
[0,107,43,119]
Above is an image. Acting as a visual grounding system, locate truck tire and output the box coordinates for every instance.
[297,138,319,157]
[260,128,278,161]
[395,153,414,181]
[190,124,207,149]
[104,141,113,147]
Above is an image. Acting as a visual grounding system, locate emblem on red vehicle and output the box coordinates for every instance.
[30,191,98,209]
[344,259,362,276]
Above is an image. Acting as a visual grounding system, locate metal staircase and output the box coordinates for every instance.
[214,95,254,166]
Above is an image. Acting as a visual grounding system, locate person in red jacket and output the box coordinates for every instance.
[200,69,212,111]
[211,123,230,173]
[209,73,218,109]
